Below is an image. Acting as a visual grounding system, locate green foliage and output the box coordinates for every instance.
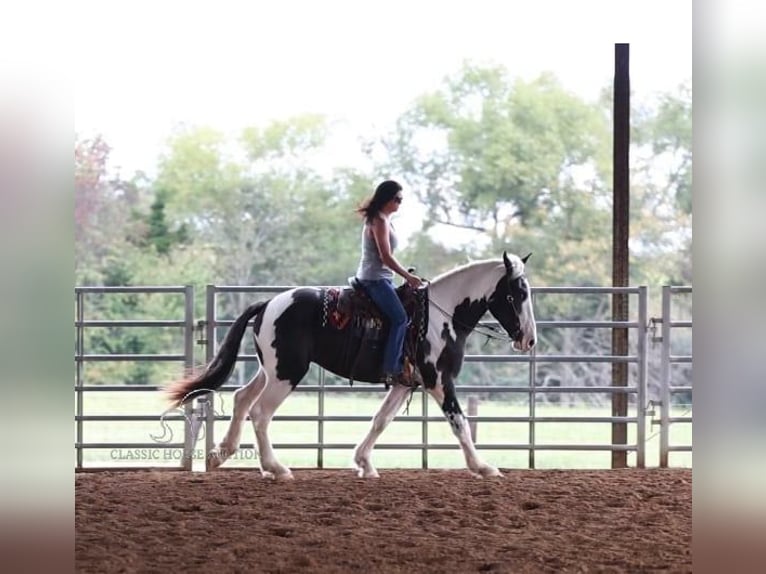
[242,113,329,163]
[628,81,693,293]
[130,189,189,255]
[381,64,610,239]
[398,233,468,281]
[378,63,692,397]
[634,82,692,215]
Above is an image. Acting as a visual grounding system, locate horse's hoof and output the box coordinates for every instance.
[207,448,228,469]
[353,457,379,478]
[262,468,294,481]
[356,467,380,479]
[476,466,503,478]
[275,471,294,481]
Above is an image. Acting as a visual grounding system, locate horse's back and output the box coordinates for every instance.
[256,285,421,385]
[258,287,322,339]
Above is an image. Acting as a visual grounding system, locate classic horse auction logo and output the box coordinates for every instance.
[149,389,226,445]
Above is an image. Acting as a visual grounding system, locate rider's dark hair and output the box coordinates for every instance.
[356,180,403,224]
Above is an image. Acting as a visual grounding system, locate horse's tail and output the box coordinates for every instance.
[165,300,268,407]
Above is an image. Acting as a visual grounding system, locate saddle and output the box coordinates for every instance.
[322,276,429,385]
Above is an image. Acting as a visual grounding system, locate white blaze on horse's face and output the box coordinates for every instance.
[512,272,536,352]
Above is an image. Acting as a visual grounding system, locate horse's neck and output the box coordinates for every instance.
[429,260,502,330]
[430,260,500,303]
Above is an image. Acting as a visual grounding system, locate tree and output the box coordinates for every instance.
[374,64,692,398]
[76,135,207,385]
[631,81,693,286]
[152,117,381,288]
[75,135,144,283]
[378,64,610,243]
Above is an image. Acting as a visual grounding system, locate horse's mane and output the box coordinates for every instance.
[430,258,502,283]
[430,254,526,284]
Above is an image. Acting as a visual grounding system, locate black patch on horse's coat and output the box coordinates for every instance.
[430,297,492,428]
[416,336,437,389]
[442,392,461,415]
[266,287,405,385]
[487,274,529,343]
[252,300,269,364]
[452,297,490,339]
[441,389,464,432]
[420,361,438,389]
[435,297,488,383]
[272,288,321,386]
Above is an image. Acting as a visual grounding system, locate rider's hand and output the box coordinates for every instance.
[405,273,424,289]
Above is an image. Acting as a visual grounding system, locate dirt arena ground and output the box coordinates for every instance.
[76,468,691,573]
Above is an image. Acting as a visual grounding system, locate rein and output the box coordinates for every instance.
[428,297,518,344]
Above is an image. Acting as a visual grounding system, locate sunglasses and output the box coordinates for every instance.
[393,196,403,204]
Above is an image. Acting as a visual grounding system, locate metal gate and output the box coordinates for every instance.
[655,285,693,467]
[75,286,196,470]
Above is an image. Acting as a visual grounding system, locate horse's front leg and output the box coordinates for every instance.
[426,380,502,478]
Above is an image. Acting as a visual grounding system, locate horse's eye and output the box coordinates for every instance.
[506,295,514,304]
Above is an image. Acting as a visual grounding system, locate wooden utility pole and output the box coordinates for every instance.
[612,43,630,468]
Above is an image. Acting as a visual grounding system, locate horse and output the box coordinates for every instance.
[167,251,537,479]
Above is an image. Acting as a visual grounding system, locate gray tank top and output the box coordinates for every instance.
[356,219,397,280]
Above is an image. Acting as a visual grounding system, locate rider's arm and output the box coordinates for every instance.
[369,217,422,288]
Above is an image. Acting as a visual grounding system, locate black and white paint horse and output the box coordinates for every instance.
[168,251,536,479]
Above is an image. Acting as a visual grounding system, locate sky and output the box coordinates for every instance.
[70,0,692,244]
[73,0,692,171]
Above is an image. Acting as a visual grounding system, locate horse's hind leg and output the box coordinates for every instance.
[352,384,412,478]
[208,368,268,469]
[248,371,296,480]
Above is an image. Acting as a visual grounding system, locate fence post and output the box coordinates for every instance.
[204,285,217,471]
[182,285,195,470]
[636,286,648,468]
[421,387,429,469]
[659,286,672,467]
[318,366,325,469]
[75,289,84,469]
[528,313,538,469]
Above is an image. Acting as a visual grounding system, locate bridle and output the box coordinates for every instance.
[428,274,527,344]
[499,289,524,342]
[493,271,528,341]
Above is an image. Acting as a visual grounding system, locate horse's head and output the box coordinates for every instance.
[487,251,537,352]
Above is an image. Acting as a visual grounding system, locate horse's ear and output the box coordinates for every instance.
[503,251,513,272]
[521,252,532,264]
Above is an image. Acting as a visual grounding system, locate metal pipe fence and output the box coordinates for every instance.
[202,284,649,470]
[74,286,195,470]
[74,284,691,470]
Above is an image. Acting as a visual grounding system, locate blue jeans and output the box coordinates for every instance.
[359,278,408,375]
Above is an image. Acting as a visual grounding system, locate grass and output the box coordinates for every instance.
[76,387,692,471]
